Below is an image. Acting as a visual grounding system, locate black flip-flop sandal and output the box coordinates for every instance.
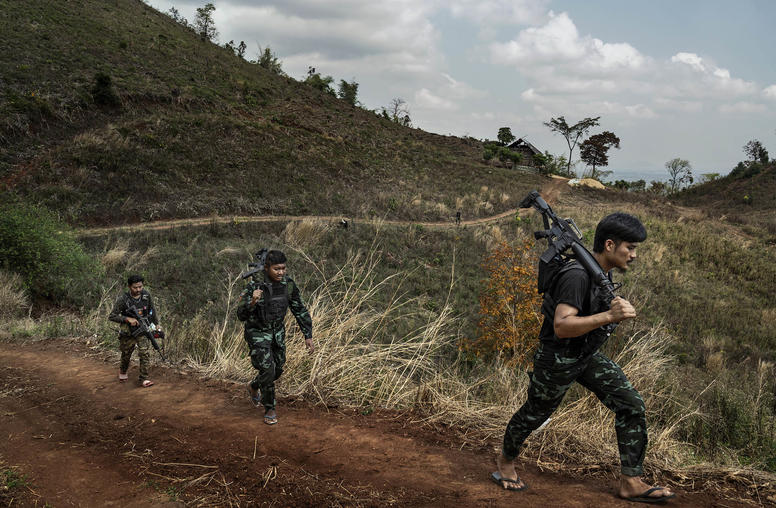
[490,471,527,491]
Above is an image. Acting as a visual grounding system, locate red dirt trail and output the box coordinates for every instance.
[0,340,748,507]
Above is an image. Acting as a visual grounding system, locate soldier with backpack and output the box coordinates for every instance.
[237,249,313,425]
[491,211,675,504]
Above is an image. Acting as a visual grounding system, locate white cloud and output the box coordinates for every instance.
[220,2,438,65]
[670,52,706,72]
[415,88,458,110]
[447,0,549,25]
[625,104,657,119]
[486,13,761,122]
[763,85,776,99]
[654,98,704,113]
[490,12,647,75]
[718,102,768,114]
[471,112,496,120]
[668,52,756,97]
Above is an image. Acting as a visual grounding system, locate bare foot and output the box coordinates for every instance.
[619,475,674,501]
[495,454,526,490]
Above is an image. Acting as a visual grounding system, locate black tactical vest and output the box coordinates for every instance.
[261,282,289,323]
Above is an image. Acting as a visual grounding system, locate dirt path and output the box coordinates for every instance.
[78,209,524,237]
[77,179,579,238]
[1,339,735,507]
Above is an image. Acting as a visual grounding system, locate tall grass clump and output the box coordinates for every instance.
[0,270,29,321]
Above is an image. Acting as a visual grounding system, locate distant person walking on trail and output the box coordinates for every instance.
[237,250,313,425]
[455,210,461,226]
[492,213,675,504]
[108,274,161,387]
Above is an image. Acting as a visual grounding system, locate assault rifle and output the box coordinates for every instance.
[240,248,272,322]
[241,248,269,280]
[519,190,620,356]
[126,306,166,361]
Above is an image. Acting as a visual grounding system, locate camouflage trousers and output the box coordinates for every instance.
[247,326,286,411]
[119,334,151,381]
[503,343,647,477]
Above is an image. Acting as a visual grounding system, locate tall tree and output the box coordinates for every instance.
[579,131,620,180]
[383,98,411,125]
[257,46,283,74]
[194,3,218,42]
[497,127,516,146]
[743,139,769,164]
[665,158,693,194]
[337,79,359,106]
[544,116,600,176]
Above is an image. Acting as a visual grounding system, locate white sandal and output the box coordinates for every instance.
[118,370,128,381]
[141,379,154,388]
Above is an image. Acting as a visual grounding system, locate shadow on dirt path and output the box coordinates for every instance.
[0,339,728,507]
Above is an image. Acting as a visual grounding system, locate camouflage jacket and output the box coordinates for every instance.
[108,289,158,336]
[236,273,312,340]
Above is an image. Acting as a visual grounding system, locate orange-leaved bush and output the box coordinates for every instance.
[464,240,542,366]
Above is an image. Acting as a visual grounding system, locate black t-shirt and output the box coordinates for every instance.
[538,267,591,343]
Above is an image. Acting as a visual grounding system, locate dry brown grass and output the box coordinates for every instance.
[102,239,159,272]
[173,243,703,480]
[283,218,330,249]
[0,271,29,320]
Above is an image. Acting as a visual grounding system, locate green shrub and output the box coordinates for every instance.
[0,202,102,306]
[91,72,120,106]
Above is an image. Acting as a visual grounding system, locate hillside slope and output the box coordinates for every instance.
[0,0,542,225]
[677,162,775,236]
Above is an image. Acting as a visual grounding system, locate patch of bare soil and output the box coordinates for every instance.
[0,340,749,507]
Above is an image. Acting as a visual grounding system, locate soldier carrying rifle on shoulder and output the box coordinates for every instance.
[237,249,314,425]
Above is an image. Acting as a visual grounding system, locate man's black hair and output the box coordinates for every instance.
[593,212,647,253]
[265,250,287,267]
[127,274,144,286]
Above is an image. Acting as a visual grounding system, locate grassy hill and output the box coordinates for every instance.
[0,0,542,225]
[677,161,776,239]
[3,0,776,480]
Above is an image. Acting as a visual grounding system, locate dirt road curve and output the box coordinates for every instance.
[0,340,733,507]
[78,209,523,237]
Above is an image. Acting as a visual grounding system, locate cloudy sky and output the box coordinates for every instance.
[147,0,776,181]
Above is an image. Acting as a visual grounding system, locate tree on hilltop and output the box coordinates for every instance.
[544,116,600,177]
[382,98,411,126]
[743,139,769,164]
[665,158,693,194]
[338,79,359,106]
[497,127,516,146]
[257,46,283,74]
[304,67,335,96]
[580,130,620,180]
[194,3,218,42]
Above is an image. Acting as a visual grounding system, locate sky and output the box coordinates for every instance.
[145,0,776,181]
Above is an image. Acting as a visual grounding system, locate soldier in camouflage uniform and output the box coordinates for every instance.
[492,213,675,503]
[236,250,313,425]
[108,274,161,387]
